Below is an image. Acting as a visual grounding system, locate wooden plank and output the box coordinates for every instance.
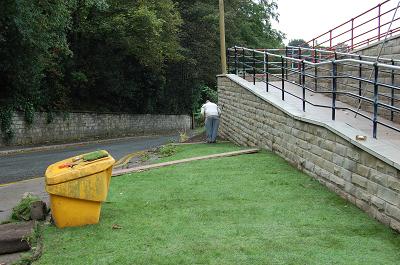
[112,148,259,176]
[171,141,231,145]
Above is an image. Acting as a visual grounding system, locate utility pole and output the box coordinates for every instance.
[219,0,227,74]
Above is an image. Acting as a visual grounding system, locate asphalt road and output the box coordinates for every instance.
[0,134,178,184]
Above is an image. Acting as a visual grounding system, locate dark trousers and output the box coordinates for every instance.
[205,116,220,143]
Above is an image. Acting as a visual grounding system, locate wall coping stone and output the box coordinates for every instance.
[352,34,400,54]
[221,74,400,170]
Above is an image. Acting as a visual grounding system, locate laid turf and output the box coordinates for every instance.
[35,144,400,265]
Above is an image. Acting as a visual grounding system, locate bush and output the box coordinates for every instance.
[158,144,177,157]
[11,194,41,221]
[201,85,218,103]
[0,106,14,142]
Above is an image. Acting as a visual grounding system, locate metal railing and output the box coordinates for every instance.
[226,46,400,138]
[307,0,400,51]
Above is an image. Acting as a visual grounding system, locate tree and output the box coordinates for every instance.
[176,0,284,93]
[65,0,184,113]
[0,0,72,116]
[288,39,310,48]
[0,0,285,126]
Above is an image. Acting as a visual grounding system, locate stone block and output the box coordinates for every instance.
[355,198,370,212]
[391,45,400,54]
[369,170,388,186]
[332,154,345,166]
[356,164,370,178]
[330,174,345,188]
[344,181,355,194]
[335,135,349,145]
[352,174,368,188]
[377,186,399,206]
[310,145,323,156]
[366,180,379,195]
[346,148,360,162]
[385,204,400,221]
[320,169,331,180]
[386,166,398,178]
[371,195,386,210]
[376,161,387,173]
[342,158,356,171]
[334,166,352,181]
[324,160,336,174]
[388,177,400,192]
[304,161,315,172]
[390,218,400,232]
[376,211,392,226]
[321,140,335,152]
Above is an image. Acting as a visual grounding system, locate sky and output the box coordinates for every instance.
[272,0,399,45]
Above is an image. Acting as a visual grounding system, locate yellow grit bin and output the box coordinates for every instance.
[45,150,115,228]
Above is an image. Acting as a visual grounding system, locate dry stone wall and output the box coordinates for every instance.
[0,112,191,147]
[218,75,400,232]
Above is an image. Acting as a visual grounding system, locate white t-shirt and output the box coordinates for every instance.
[201,102,221,117]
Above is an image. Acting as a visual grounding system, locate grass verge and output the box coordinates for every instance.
[35,145,400,265]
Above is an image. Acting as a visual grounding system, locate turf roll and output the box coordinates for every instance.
[83,150,108,161]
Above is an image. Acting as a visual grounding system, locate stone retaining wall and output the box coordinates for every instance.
[218,75,400,232]
[355,34,400,59]
[0,112,191,147]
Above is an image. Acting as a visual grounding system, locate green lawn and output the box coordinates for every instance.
[35,144,400,265]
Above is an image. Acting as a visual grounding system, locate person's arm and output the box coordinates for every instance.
[200,105,205,117]
[217,106,221,116]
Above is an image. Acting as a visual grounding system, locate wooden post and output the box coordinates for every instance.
[219,0,227,74]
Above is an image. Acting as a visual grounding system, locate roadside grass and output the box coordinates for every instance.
[35,146,400,265]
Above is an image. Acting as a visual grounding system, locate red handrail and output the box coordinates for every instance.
[308,0,400,51]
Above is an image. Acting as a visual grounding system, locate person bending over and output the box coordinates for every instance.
[201,100,221,143]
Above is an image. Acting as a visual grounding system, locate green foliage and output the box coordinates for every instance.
[139,152,150,162]
[201,85,218,103]
[23,102,34,125]
[226,0,284,48]
[0,106,14,142]
[46,111,54,124]
[0,0,72,118]
[61,111,70,121]
[11,194,41,221]
[1,0,284,116]
[288,38,310,47]
[157,144,178,157]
